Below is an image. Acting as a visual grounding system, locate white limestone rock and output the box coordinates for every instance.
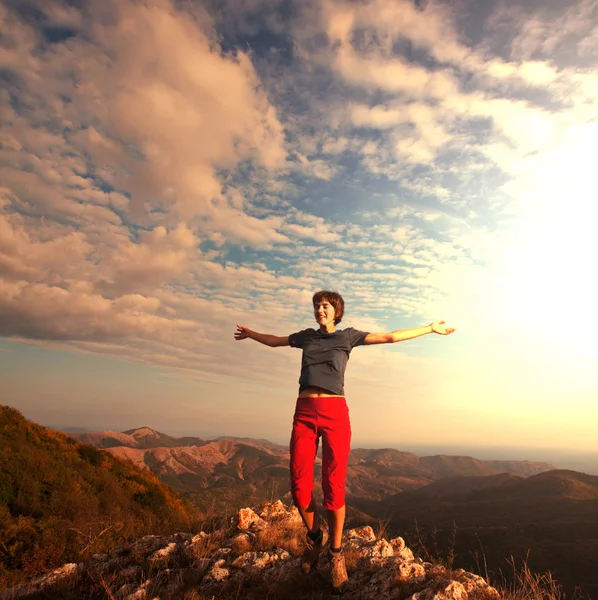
[258,500,302,524]
[236,507,266,531]
[204,558,231,583]
[123,579,151,600]
[148,542,178,568]
[395,558,426,581]
[358,538,394,568]
[410,580,467,600]
[343,525,377,546]
[132,535,170,557]
[231,549,291,571]
[389,536,415,562]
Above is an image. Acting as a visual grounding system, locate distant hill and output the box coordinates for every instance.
[347,448,552,500]
[72,428,555,514]
[76,426,206,449]
[0,407,201,589]
[209,435,288,453]
[361,469,598,597]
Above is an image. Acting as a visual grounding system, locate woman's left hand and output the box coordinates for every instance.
[430,320,455,335]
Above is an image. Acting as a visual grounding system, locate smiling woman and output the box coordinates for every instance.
[234,289,454,594]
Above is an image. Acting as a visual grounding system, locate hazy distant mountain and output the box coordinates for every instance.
[209,435,287,453]
[57,426,91,434]
[348,448,551,500]
[76,426,207,449]
[72,428,556,514]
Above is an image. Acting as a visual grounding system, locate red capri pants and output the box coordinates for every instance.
[290,396,351,511]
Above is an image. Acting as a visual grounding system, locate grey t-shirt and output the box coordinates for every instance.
[288,327,369,395]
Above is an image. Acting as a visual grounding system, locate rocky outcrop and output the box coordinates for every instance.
[1,500,500,600]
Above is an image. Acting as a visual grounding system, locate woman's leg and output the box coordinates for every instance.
[320,398,351,593]
[320,397,351,545]
[326,505,345,550]
[290,402,320,532]
[291,399,328,574]
[297,496,320,534]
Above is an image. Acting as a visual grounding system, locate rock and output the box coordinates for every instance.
[132,535,170,557]
[358,538,394,568]
[410,580,467,600]
[205,558,230,583]
[343,525,377,546]
[89,555,127,576]
[231,549,291,571]
[389,536,406,552]
[387,536,415,563]
[0,563,81,600]
[395,559,426,581]
[123,579,151,600]
[184,531,210,560]
[268,558,300,580]
[456,571,501,599]
[236,507,266,530]
[354,565,405,600]
[38,563,79,586]
[258,501,302,524]
[148,542,178,568]
[258,500,286,519]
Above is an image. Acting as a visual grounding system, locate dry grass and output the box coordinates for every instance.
[409,519,458,570]
[252,519,305,557]
[491,557,592,600]
[374,517,392,541]
[342,545,362,573]
[230,534,253,556]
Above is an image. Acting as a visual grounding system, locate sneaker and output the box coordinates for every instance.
[328,548,348,595]
[300,528,328,575]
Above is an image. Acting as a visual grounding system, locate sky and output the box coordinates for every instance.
[1,0,598,457]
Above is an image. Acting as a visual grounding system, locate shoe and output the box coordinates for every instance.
[300,528,328,575]
[328,548,348,595]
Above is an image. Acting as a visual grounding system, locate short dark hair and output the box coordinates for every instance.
[312,290,345,325]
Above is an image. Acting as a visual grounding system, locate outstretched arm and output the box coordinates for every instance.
[364,321,455,345]
[234,324,290,347]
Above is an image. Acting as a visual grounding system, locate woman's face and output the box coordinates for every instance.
[313,299,336,328]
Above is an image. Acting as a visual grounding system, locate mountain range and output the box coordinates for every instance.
[72,427,554,513]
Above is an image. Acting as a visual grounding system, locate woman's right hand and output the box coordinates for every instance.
[234,324,252,341]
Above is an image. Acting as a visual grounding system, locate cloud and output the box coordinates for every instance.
[2,0,598,442]
[1,0,287,226]
[0,279,195,341]
[490,0,598,62]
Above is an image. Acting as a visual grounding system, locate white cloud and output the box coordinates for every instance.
[2,0,598,450]
[1,0,287,228]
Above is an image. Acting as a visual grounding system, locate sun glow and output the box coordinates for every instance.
[497,121,598,356]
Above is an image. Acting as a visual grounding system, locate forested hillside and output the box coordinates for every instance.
[0,406,202,588]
